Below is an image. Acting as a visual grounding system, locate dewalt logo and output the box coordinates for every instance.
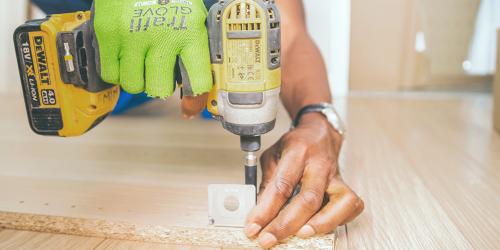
[254,39,261,64]
[34,36,51,85]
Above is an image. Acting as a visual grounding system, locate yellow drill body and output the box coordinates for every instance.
[207,0,281,142]
[207,0,281,114]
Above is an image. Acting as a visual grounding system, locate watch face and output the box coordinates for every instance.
[322,107,345,135]
[320,103,330,108]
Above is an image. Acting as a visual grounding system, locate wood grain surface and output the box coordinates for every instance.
[337,92,500,249]
[1,92,499,249]
[0,95,335,249]
[0,229,103,249]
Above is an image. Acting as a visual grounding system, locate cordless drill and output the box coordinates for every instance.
[206,0,281,189]
[14,0,281,191]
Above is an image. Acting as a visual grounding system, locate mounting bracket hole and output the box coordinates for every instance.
[224,195,240,212]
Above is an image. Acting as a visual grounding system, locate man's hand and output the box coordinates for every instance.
[244,113,364,248]
[92,0,212,99]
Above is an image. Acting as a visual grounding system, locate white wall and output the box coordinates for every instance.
[304,0,351,96]
[0,0,28,93]
[467,0,500,75]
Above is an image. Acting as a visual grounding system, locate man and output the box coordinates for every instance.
[33,0,364,248]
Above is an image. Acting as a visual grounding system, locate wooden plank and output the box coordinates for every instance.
[494,29,500,133]
[0,229,103,249]
[95,239,221,250]
[0,212,334,249]
[0,229,326,250]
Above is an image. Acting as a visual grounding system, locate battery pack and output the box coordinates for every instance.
[13,12,119,137]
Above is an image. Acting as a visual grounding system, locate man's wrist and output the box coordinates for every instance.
[299,112,328,126]
[298,112,344,140]
[294,103,345,138]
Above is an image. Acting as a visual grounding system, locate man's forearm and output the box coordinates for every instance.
[274,0,331,118]
[280,34,332,119]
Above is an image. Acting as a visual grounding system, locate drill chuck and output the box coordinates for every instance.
[240,135,261,152]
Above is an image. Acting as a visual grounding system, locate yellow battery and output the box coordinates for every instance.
[14,12,119,137]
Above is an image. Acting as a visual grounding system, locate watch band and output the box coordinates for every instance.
[292,103,346,135]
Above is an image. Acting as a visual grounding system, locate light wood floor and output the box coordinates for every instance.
[0,229,219,249]
[0,92,499,249]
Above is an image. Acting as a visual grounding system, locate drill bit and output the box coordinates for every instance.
[244,151,257,190]
[240,135,260,197]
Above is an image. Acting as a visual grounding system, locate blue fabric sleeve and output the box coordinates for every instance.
[34,0,218,15]
[32,0,93,14]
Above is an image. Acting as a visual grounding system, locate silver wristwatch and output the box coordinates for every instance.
[292,103,346,136]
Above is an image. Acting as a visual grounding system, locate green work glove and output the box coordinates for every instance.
[92,0,213,98]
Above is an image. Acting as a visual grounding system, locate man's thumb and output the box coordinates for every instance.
[181,93,209,119]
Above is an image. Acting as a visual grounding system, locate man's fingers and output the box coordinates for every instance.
[244,144,278,240]
[181,93,209,119]
[144,49,177,98]
[93,4,120,84]
[257,144,280,195]
[179,42,213,96]
[119,49,146,94]
[297,179,363,237]
[97,41,120,84]
[256,162,329,248]
[244,137,307,238]
[340,198,364,225]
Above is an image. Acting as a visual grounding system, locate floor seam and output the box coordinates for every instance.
[91,238,107,250]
